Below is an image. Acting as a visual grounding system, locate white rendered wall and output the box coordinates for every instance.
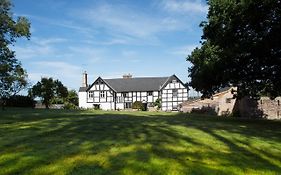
[78,92,86,108]
[116,103,124,110]
[79,92,94,108]
[99,102,115,110]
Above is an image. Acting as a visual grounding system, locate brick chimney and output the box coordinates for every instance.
[123,73,132,79]
[82,71,88,87]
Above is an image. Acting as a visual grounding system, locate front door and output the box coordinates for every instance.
[125,102,132,109]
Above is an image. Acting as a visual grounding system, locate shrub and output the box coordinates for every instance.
[5,95,36,108]
[190,106,217,115]
[231,110,241,118]
[153,98,162,110]
[94,105,100,110]
[63,102,77,109]
[132,101,145,111]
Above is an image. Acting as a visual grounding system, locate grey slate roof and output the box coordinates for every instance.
[103,77,169,92]
[79,87,87,92]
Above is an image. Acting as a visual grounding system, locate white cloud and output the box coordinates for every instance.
[68,46,103,63]
[101,38,131,45]
[161,0,208,14]
[15,45,53,60]
[25,14,96,34]
[170,44,199,57]
[29,61,83,89]
[72,3,190,39]
[14,37,67,59]
[32,37,68,45]
[121,50,137,57]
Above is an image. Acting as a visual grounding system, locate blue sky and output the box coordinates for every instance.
[12,0,208,94]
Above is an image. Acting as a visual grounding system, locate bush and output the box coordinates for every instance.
[4,95,36,108]
[63,102,77,109]
[231,110,241,118]
[132,101,145,111]
[94,105,100,110]
[153,98,162,110]
[190,106,217,115]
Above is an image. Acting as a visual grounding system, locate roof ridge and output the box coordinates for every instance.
[104,77,169,80]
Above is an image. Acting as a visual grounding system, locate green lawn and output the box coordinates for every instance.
[0,109,281,175]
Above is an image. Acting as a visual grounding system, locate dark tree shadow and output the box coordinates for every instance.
[233,97,265,118]
[0,109,281,174]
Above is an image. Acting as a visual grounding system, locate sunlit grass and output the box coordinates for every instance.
[0,108,280,175]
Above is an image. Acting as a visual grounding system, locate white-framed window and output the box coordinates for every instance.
[88,91,93,98]
[147,91,153,96]
[117,96,123,103]
[122,92,128,97]
[172,89,178,97]
[172,105,178,110]
[100,91,105,98]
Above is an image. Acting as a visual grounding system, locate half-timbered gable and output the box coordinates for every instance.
[83,77,115,110]
[79,73,189,111]
[160,75,188,111]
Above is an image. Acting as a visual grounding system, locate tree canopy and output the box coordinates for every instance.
[29,78,68,109]
[0,0,31,102]
[66,90,78,106]
[187,0,281,98]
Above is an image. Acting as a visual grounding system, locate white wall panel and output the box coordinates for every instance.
[116,103,124,110]
[179,84,185,88]
[147,96,153,102]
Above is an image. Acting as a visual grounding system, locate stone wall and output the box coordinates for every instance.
[180,87,237,116]
[180,87,281,120]
[235,97,281,119]
[259,97,281,119]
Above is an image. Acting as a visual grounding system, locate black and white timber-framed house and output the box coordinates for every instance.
[78,72,189,111]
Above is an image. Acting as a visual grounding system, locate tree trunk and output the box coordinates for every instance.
[0,98,6,110]
[45,103,49,109]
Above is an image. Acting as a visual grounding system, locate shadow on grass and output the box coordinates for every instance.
[0,108,281,174]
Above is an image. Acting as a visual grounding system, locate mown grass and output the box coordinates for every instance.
[0,108,280,175]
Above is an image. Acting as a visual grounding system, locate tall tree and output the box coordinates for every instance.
[0,0,31,108]
[187,0,281,98]
[29,78,68,109]
[66,90,78,106]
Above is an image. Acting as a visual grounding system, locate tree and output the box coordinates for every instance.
[66,90,78,106]
[29,78,68,109]
[0,0,31,108]
[63,90,79,109]
[187,0,281,99]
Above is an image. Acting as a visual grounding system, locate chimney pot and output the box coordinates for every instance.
[123,73,132,79]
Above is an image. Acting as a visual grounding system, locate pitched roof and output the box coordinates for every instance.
[103,77,169,92]
[79,87,87,92]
